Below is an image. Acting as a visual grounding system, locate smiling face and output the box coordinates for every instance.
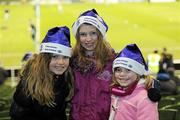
[114,67,138,88]
[49,54,69,75]
[78,24,98,51]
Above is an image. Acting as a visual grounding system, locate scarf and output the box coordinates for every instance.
[111,81,138,96]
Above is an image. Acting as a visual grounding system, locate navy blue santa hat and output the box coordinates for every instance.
[113,44,149,75]
[39,26,72,57]
[72,9,108,39]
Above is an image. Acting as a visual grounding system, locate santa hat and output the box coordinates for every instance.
[113,44,149,76]
[72,9,108,38]
[39,26,72,57]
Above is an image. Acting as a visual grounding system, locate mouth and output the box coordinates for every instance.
[55,66,65,70]
[85,43,93,47]
[119,77,129,80]
[119,79,128,83]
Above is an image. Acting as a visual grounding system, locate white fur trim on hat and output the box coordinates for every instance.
[113,57,146,76]
[39,43,71,57]
[72,16,107,38]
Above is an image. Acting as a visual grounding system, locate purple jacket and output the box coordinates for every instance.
[70,58,114,120]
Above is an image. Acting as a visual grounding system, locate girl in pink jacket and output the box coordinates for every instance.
[109,44,159,120]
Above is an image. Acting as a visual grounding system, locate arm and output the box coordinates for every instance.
[147,79,161,102]
[10,100,39,120]
[9,81,38,120]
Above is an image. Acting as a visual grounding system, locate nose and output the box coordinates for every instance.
[57,57,65,64]
[118,71,126,77]
[85,34,92,41]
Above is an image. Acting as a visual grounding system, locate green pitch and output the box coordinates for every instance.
[0,2,180,67]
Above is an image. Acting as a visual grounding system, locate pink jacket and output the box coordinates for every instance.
[109,82,159,120]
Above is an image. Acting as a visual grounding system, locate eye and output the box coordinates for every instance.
[79,32,87,37]
[90,32,97,36]
[124,69,131,73]
[52,55,58,59]
[115,67,122,72]
[63,56,69,59]
[114,67,131,73]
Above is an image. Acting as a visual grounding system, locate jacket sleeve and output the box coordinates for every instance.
[9,81,38,120]
[137,98,159,120]
[10,100,39,120]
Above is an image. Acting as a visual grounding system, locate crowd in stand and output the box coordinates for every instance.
[147,47,180,95]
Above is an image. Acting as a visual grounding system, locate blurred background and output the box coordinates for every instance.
[0,0,180,120]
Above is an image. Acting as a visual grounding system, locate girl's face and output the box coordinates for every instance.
[49,54,69,75]
[79,24,98,51]
[114,67,138,88]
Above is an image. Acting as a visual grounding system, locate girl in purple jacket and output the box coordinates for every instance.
[109,44,159,120]
[70,9,116,120]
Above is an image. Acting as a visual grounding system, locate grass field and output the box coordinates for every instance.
[0,2,180,67]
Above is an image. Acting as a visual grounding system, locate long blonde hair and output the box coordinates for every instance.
[19,53,74,107]
[73,23,115,72]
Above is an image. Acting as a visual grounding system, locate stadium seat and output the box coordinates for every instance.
[163,102,180,110]
[0,101,6,111]
[0,117,10,120]
[175,113,180,120]
[161,102,180,120]
[159,109,177,120]
[158,97,176,109]
[0,110,9,118]
[172,95,180,104]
